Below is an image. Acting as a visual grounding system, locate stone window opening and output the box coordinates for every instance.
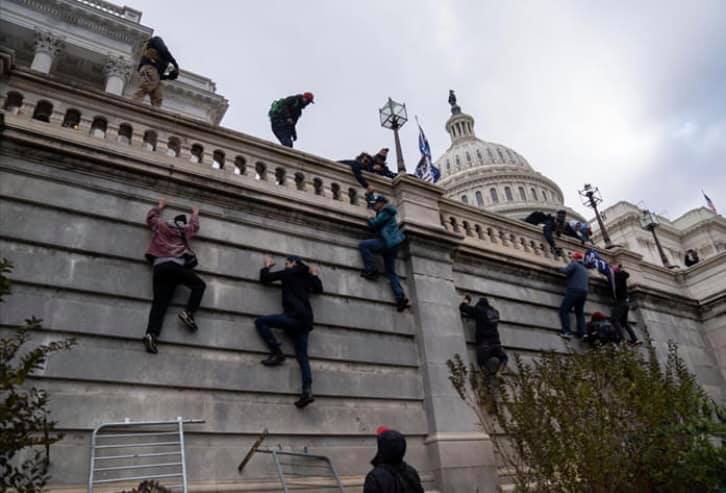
[531,187,538,201]
[212,150,226,169]
[476,149,483,163]
[255,161,267,180]
[3,91,23,114]
[446,160,451,173]
[190,144,204,164]
[331,182,341,200]
[143,130,157,151]
[476,191,484,207]
[275,167,286,185]
[32,100,53,122]
[542,190,548,201]
[234,156,246,175]
[505,186,513,201]
[62,109,81,129]
[461,195,468,204]
[466,151,472,163]
[313,177,324,195]
[490,187,499,203]
[348,187,358,205]
[519,186,526,201]
[166,137,181,157]
[90,117,107,138]
[117,124,132,144]
[295,172,306,191]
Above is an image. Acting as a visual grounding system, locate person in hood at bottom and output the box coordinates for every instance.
[255,254,323,408]
[363,427,424,493]
[359,194,410,312]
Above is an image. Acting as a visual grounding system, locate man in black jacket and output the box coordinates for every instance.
[268,92,314,148]
[459,295,508,375]
[255,255,323,408]
[363,427,424,493]
[611,264,642,346]
[132,36,179,107]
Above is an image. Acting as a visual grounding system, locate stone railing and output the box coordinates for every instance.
[75,0,142,21]
[0,70,390,216]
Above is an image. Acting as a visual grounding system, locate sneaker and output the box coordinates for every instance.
[628,340,643,347]
[143,333,158,354]
[396,298,411,312]
[294,391,315,409]
[360,270,380,281]
[261,351,286,366]
[560,332,572,340]
[178,311,198,332]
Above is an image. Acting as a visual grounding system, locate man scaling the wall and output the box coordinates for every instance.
[268,92,315,148]
[132,36,180,108]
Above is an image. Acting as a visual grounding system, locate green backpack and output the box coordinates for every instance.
[268,98,286,118]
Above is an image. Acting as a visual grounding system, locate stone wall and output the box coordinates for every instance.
[1,69,724,493]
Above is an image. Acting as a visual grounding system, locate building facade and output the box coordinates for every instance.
[435,91,585,222]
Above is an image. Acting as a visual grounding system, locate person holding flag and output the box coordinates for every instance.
[414,119,441,184]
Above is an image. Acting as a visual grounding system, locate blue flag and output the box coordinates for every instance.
[584,249,616,300]
[415,122,441,183]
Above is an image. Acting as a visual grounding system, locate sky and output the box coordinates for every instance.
[130,0,726,219]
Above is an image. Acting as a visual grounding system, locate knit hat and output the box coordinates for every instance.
[571,251,584,261]
[303,92,315,103]
[591,311,608,321]
[173,214,187,225]
[373,148,389,163]
[376,425,390,436]
[366,194,388,205]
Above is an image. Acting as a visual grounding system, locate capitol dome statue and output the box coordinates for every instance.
[436,90,584,221]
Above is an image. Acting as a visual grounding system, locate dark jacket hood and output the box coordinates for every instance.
[371,430,406,466]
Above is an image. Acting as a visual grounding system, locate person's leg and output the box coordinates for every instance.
[359,238,384,276]
[146,264,177,338]
[382,247,406,306]
[287,329,312,392]
[574,292,587,338]
[272,124,294,148]
[255,313,298,365]
[149,82,163,107]
[132,66,156,102]
[168,266,205,332]
[615,302,639,343]
[559,290,575,336]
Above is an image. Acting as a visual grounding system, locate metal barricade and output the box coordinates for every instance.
[238,429,346,493]
[87,417,204,493]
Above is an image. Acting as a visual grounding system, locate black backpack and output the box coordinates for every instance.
[591,319,619,344]
[379,464,424,493]
[482,307,500,329]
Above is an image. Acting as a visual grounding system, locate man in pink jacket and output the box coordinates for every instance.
[143,198,206,353]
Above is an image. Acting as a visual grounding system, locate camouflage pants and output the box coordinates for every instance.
[132,65,163,107]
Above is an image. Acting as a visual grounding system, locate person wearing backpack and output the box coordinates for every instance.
[585,311,621,345]
[363,427,424,493]
[255,254,323,408]
[459,295,508,375]
[143,198,206,354]
[359,194,410,312]
[132,36,180,108]
[268,92,315,148]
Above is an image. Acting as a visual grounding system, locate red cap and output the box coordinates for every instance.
[303,92,315,103]
[571,252,584,261]
[375,425,390,436]
[591,311,607,321]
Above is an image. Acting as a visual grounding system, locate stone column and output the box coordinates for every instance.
[103,55,132,96]
[31,30,64,74]
[393,176,497,492]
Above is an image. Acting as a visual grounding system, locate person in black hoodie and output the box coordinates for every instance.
[363,427,424,493]
[459,295,508,375]
[132,36,179,107]
[255,254,323,408]
[268,92,315,148]
[611,264,642,346]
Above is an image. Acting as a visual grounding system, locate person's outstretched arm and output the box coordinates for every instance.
[309,265,324,294]
[459,295,476,318]
[147,197,166,228]
[259,256,291,284]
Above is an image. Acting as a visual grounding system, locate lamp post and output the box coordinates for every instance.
[639,209,672,268]
[578,183,613,248]
[379,97,408,173]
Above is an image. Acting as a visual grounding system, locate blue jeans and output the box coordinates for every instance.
[271,123,295,148]
[559,289,587,336]
[255,314,311,391]
[359,238,405,303]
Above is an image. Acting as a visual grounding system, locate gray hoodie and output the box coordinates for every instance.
[559,260,589,291]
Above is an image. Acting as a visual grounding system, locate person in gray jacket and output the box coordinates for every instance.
[558,251,589,339]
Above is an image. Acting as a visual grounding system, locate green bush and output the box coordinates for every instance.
[448,342,726,493]
[0,259,76,492]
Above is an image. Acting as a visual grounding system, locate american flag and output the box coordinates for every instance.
[703,191,717,214]
[415,121,441,183]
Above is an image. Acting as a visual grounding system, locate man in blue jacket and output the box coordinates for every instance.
[558,251,589,339]
[255,254,323,408]
[359,195,410,312]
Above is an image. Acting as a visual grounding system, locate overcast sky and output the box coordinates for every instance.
[130,0,726,219]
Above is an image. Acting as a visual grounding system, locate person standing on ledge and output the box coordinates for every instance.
[255,254,323,408]
[359,194,411,312]
[143,198,205,354]
[132,36,179,108]
[558,251,589,340]
[684,249,700,267]
[268,92,315,148]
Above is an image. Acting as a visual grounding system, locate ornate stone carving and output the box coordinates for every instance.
[103,55,132,80]
[33,29,65,56]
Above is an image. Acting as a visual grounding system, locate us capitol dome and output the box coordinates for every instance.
[435,91,584,222]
